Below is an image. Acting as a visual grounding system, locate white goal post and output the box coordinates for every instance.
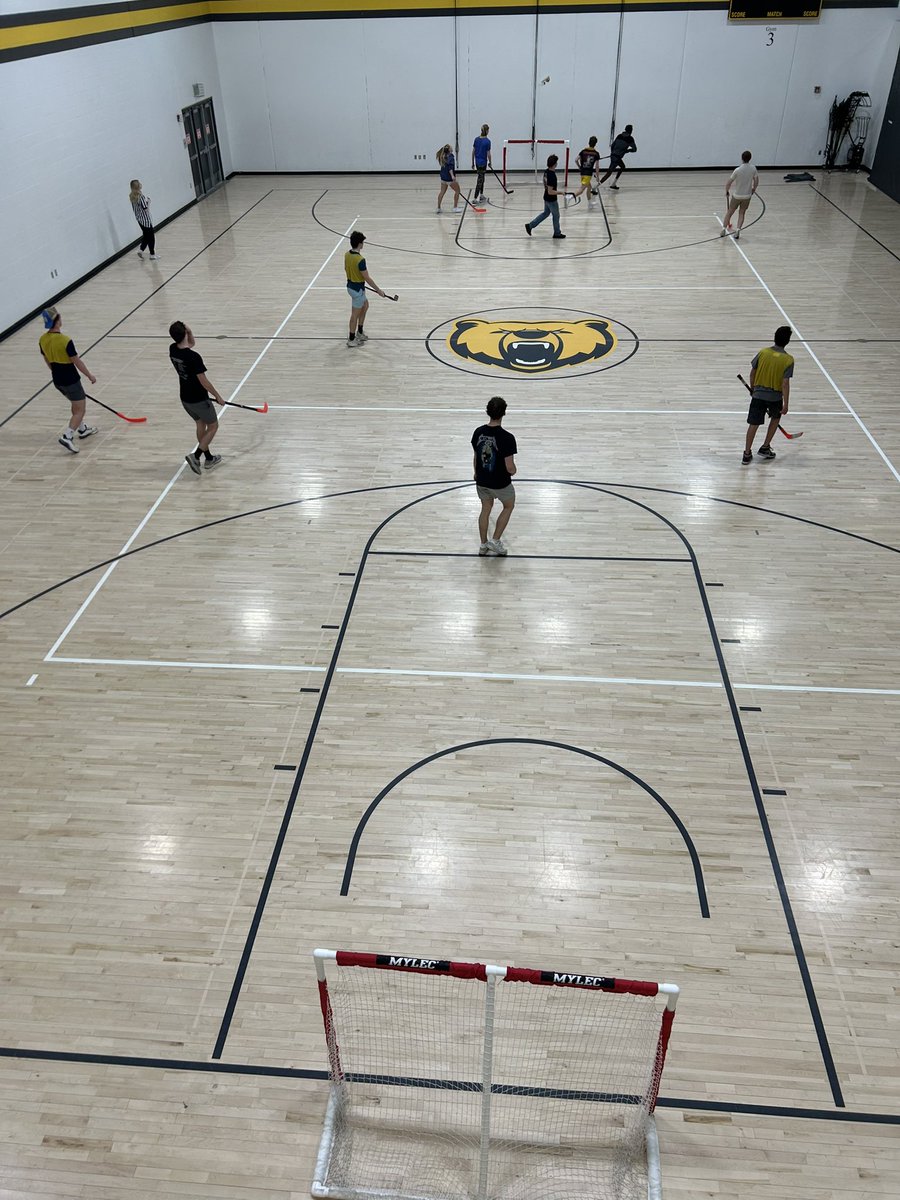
[502,139,570,190]
[311,948,679,1200]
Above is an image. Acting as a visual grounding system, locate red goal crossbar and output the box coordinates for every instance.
[502,139,570,190]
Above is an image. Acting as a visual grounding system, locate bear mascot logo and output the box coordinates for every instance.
[447,318,617,373]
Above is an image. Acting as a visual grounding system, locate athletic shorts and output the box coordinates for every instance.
[347,284,366,309]
[747,396,783,426]
[476,484,515,504]
[55,380,85,403]
[609,154,625,172]
[439,171,455,184]
[182,397,218,423]
[581,175,593,187]
[730,196,751,212]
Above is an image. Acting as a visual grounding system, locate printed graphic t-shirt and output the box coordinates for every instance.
[472,424,517,489]
[169,343,209,403]
[39,330,79,386]
[577,147,600,175]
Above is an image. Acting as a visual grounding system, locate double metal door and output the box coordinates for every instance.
[182,99,224,199]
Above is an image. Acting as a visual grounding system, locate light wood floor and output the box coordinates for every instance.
[1,169,899,1197]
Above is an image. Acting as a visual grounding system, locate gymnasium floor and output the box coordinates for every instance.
[0,168,898,1197]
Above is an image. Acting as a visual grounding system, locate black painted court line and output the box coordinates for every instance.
[320,624,339,630]
[338,572,356,577]
[299,687,321,694]
[210,483,473,1060]
[3,477,896,627]
[0,189,274,431]
[809,185,900,265]
[340,737,710,917]
[0,1044,895,1126]
[705,582,724,587]
[763,788,788,796]
[369,550,692,563]
[571,482,846,1108]
[740,706,762,712]
[273,765,297,771]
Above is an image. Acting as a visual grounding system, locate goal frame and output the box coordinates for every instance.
[502,139,570,190]
[311,947,679,1200]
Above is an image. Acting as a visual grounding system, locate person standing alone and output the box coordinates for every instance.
[743,326,794,464]
[344,230,385,348]
[472,396,518,556]
[720,151,759,241]
[39,306,98,453]
[129,180,159,260]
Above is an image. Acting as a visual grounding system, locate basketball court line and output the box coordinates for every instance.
[40,217,360,665]
[44,655,900,697]
[264,406,850,416]
[719,216,900,486]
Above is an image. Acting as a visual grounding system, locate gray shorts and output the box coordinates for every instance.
[182,397,218,423]
[55,380,85,403]
[477,484,516,504]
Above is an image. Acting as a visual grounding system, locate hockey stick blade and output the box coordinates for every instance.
[736,375,802,439]
[84,393,147,423]
[221,399,268,413]
[490,167,514,195]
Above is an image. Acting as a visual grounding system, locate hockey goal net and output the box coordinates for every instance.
[311,948,678,1200]
[502,139,570,189]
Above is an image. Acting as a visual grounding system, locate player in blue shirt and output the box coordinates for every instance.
[472,125,492,203]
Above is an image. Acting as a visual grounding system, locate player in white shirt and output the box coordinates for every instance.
[720,151,759,241]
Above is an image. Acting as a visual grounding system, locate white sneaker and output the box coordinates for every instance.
[346,337,359,348]
[77,424,98,440]
[356,330,368,344]
[137,251,144,259]
[149,254,160,260]
[435,208,444,214]
[58,434,78,454]
[478,542,491,557]
[489,538,508,557]
[452,207,463,213]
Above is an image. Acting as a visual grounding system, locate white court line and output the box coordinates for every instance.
[266,405,851,416]
[719,215,900,486]
[46,654,900,696]
[25,674,37,686]
[312,285,762,291]
[42,218,359,665]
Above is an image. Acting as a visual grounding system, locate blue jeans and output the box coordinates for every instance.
[528,200,561,235]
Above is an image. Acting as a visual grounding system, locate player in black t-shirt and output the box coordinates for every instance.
[168,320,226,475]
[569,137,602,209]
[525,155,566,239]
[599,125,637,190]
[471,396,518,556]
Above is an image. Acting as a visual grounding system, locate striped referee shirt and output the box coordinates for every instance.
[131,193,152,228]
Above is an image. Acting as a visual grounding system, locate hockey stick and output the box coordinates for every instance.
[459,193,487,214]
[737,375,803,438]
[84,393,146,424]
[220,399,269,414]
[490,167,514,195]
[365,286,399,301]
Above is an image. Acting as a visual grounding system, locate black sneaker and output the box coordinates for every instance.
[757,445,776,460]
[610,184,620,190]
[185,453,202,475]
[742,451,752,465]
[552,233,566,239]
[524,223,532,236]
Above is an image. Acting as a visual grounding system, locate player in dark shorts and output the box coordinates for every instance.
[599,125,637,190]
[743,326,794,464]
[39,307,98,453]
[472,396,518,556]
[168,320,226,475]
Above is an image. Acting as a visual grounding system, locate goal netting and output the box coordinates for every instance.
[311,949,678,1200]
[502,139,570,190]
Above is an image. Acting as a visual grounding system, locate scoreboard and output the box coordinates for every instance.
[728,0,822,17]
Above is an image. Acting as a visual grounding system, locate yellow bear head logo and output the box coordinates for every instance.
[447,318,617,373]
